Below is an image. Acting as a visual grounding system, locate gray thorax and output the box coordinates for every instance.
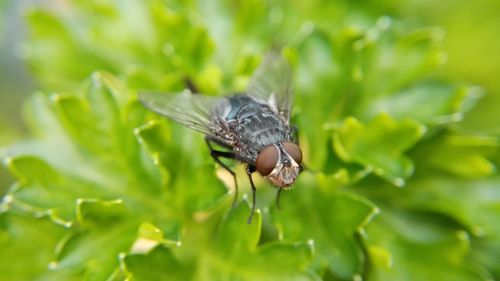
[224,95,291,162]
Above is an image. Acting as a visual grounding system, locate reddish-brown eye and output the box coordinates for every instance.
[256,145,279,176]
[283,142,302,164]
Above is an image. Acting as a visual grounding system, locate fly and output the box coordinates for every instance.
[139,52,303,223]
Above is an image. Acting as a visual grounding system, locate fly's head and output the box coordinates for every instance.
[256,142,303,189]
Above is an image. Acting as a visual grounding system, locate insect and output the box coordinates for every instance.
[139,53,303,223]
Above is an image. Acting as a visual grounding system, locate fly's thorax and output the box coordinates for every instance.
[221,95,290,162]
[255,142,303,188]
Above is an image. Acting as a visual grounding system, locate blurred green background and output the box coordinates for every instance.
[1,0,500,280]
[0,0,32,193]
[4,0,500,148]
[2,0,500,192]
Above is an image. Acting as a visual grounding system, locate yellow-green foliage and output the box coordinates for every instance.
[1,1,499,280]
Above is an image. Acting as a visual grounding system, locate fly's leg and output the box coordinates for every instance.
[205,138,239,207]
[290,125,309,174]
[276,188,283,210]
[184,77,199,94]
[246,165,257,224]
[290,125,299,144]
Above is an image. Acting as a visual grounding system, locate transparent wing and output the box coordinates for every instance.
[247,52,293,123]
[139,91,228,136]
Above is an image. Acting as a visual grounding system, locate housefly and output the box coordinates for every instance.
[139,53,303,223]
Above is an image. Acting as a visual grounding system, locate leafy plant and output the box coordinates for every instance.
[1,1,499,280]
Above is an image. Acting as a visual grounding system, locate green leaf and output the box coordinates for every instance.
[134,119,227,215]
[124,245,192,281]
[134,119,171,187]
[354,26,448,104]
[3,73,175,279]
[471,234,500,280]
[5,155,60,186]
[411,134,498,178]
[137,222,167,242]
[51,218,138,281]
[334,114,426,186]
[365,210,491,281]
[366,84,482,126]
[76,198,127,227]
[124,202,319,281]
[0,212,74,280]
[6,1,500,280]
[273,181,378,280]
[354,173,500,279]
[196,202,320,281]
[5,155,100,223]
[24,1,214,91]
[43,199,139,281]
[380,176,500,239]
[214,200,262,256]
[25,10,116,90]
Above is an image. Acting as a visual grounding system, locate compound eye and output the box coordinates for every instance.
[283,142,302,165]
[256,145,279,176]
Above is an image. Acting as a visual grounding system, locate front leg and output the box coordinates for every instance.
[246,165,257,224]
[276,188,283,210]
[290,125,307,174]
[289,125,299,144]
[205,137,239,207]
